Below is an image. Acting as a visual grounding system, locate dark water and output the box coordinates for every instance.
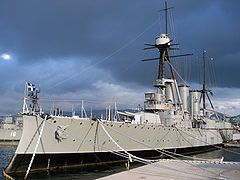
[0,146,16,180]
[1,146,240,180]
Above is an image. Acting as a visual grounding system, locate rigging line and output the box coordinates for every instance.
[176,126,240,156]
[210,58,217,87]
[207,58,214,88]
[93,120,99,152]
[197,55,202,88]
[165,60,189,86]
[174,127,194,147]
[169,8,176,42]
[207,58,212,87]
[187,56,191,83]
[45,20,158,91]
[76,121,95,151]
[39,97,138,107]
[98,119,156,163]
[158,10,162,34]
[212,58,217,87]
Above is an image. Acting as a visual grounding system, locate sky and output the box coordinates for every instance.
[0,0,240,116]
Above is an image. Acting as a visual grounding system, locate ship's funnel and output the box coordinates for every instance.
[179,85,190,112]
[165,82,174,103]
[190,90,200,119]
[164,79,177,105]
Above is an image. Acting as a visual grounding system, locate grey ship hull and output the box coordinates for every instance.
[5,115,229,177]
[0,128,22,146]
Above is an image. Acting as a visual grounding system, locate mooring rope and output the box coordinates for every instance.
[3,170,15,180]
[97,119,157,164]
[24,115,47,179]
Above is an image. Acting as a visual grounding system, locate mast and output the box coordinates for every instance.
[200,50,215,116]
[162,1,173,35]
[202,50,206,115]
[142,2,192,112]
[165,1,168,34]
[22,82,29,114]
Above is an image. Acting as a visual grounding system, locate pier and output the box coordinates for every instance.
[98,159,240,180]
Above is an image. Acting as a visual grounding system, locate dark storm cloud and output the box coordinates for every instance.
[0,0,240,94]
[104,0,240,88]
[0,0,152,62]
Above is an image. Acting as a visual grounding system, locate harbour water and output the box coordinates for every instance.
[1,146,240,180]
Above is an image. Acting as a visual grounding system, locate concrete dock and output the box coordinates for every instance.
[98,159,240,180]
[223,143,240,148]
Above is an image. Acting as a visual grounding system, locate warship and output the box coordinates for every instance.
[4,2,240,179]
[0,115,22,146]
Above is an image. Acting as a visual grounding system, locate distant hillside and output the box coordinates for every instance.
[230,115,240,124]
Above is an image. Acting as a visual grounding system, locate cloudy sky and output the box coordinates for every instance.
[0,0,240,115]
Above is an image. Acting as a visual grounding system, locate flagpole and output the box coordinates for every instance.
[22,82,28,114]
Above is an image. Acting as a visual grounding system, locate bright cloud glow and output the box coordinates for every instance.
[1,53,11,60]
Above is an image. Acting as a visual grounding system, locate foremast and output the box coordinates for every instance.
[142,2,190,116]
[143,40,189,128]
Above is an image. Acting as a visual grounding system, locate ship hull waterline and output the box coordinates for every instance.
[5,144,222,177]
